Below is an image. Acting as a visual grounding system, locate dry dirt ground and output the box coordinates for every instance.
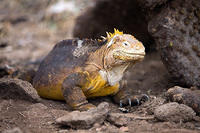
[0,0,200,133]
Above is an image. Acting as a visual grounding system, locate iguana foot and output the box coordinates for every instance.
[119,97,139,107]
[166,86,200,115]
[140,94,149,103]
[113,89,149,107]
[119,94,149,107]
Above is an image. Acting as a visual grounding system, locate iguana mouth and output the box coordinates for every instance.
[113,50,145,60]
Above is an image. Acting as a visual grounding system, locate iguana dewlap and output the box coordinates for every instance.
[33,29,145,110]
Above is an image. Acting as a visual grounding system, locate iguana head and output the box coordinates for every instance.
[103,29,145,68]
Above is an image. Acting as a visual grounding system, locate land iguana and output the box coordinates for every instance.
[33,29,147,111]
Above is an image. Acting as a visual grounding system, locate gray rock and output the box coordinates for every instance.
[107,113,131,126]
[95,122,120,133]
[28,103,48,110]
[0,78,40,102]
[148,0,200,87]
[161,129,199,133]
[2,127,23,133]
[136,0,168,10]
[56,102,110,129]
[58,129,94,133]
[50,109,70,118]
[142,97,166,115]
[107,113,154,127]
[166,86,200,115]
[154,102,196,122]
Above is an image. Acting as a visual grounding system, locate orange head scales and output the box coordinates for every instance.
[102,29,145,68]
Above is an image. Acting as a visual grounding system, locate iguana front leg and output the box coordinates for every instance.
[112,80,149,107]
[62,72,96,111]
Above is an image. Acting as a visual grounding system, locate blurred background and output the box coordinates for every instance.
[0,0,94,64]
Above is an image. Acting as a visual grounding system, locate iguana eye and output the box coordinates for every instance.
[122,41,130,47]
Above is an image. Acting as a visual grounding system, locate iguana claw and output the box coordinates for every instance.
[140,94,149,103]
[128,98,132,106]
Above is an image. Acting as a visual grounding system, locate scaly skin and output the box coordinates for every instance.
[33,29,146,111]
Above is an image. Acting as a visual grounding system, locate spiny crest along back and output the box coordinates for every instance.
[106,28,123,41]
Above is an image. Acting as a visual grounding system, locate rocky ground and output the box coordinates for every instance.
[0,0,200,133]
